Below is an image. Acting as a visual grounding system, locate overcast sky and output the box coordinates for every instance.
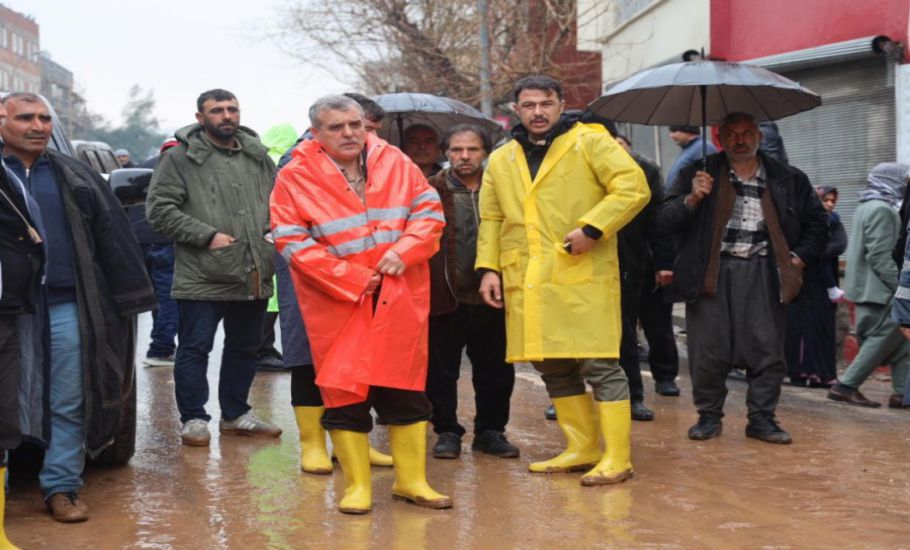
[19,0,350,136]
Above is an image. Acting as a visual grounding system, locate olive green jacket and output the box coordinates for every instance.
[147,124,276,300]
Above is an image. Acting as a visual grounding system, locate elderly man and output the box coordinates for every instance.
[659,112,828,444]
[2,93,155,522]
[477,75,649,486]
[271,95,450,514]
[114,148,135,168]
[426,124,518,459]
[147,89,282,447]
[403,124,442,177]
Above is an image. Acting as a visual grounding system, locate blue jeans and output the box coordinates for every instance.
[174,299,267,423]
[144,244,178,358]
[39,301,85,499]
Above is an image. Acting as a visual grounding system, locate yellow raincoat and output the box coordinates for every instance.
[475,122,649,362]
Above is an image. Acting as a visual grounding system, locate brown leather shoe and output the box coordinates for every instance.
[889,394,909,409]
[46,492,89,523]
[826,383,881,408]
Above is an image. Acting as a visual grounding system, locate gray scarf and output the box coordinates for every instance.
[858,162,910,208]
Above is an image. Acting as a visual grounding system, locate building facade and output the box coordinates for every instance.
[579,0,910,231]
[0,4,40,94]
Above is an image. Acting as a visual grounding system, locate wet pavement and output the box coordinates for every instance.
[7,313,910,548]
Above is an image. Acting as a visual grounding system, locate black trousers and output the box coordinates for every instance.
[426,303,514,436]
[0,315,22,451]
[638,270,680,383]
[619,276,647,401]
[321,387,432,433]
[686,256,787,420]
[257,311,280,358]
[290,364,323,407]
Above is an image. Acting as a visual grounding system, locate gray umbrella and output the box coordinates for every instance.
[373,92,503,147]
[588,60,821,164]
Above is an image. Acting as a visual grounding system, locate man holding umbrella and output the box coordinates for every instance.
[476,75,649,486]
[659,112,828,444]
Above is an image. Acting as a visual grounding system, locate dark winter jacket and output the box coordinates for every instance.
[146,124,276,301]
[658,151,829,303]
[45,149,156,455]
[0,161,43,315]
[618,153,675,280]
[428,168,483,315]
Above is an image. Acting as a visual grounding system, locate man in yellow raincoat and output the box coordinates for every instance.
[476,75,649,486]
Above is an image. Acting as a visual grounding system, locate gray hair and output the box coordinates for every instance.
[308,95,363,129]
[719,111,759,131]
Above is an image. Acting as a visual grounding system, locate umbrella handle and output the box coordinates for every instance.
[397,115,404,145]
[701,84,707,171]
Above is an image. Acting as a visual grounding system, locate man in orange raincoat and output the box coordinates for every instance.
[271,95,450,514]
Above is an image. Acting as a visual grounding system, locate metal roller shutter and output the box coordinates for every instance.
[775,57,895,234]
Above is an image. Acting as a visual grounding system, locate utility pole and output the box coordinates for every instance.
[478,0,492,116]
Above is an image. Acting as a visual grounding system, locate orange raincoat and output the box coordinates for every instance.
[270,133,444,408]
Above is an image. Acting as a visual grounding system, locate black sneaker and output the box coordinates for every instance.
[432,432,462,459]
[471,430,520,458]
[745,417,792,445]
[687,414,723,440]
[544,405,557,421]
[654,380,681,396]
[631,400,655,421]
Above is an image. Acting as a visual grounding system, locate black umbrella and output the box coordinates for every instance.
[372,92,503,147]
[587,60,822,165]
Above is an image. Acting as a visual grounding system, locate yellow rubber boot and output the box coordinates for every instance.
[293,407,333,475]
[581,400,634,486]
[368,446,393,467]
[0,467,20,550]
[328,430,372,514]
[388,422,452,509]
[529,393,602,473]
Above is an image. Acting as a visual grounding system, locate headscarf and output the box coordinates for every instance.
[858,162,910,208]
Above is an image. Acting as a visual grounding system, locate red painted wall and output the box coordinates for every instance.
[711,0,910,62]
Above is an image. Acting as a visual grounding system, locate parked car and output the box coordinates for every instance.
[71,140,121,178]
[2,92,138,467]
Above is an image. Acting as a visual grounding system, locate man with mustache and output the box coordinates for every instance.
[476,75,649,486]
[147,89,282,447]
[272,94,449,514]
[2,93,155,523]
[425,124,518,460]
[659,112,828,444]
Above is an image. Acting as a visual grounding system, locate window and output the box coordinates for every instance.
[0,28,7,49]
[615,0,657,25]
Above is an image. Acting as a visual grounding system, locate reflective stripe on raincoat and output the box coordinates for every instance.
[270,133,444,407]
[475,122,649,362]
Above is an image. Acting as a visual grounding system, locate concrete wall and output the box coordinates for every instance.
[578,0,710,85]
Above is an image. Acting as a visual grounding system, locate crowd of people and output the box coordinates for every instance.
[1,71,909,542]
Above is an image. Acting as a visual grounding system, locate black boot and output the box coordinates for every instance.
[687,414,723,440]
[745,416,792,445]
[630,400,654,421]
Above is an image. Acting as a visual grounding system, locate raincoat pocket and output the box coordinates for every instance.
[500,248,522,290]
[552,242,594,285]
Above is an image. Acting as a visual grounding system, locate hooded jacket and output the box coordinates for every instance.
[271,133,444,407]
[146,124,276,301]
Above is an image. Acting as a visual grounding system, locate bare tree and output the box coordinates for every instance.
[276,0,613,108]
